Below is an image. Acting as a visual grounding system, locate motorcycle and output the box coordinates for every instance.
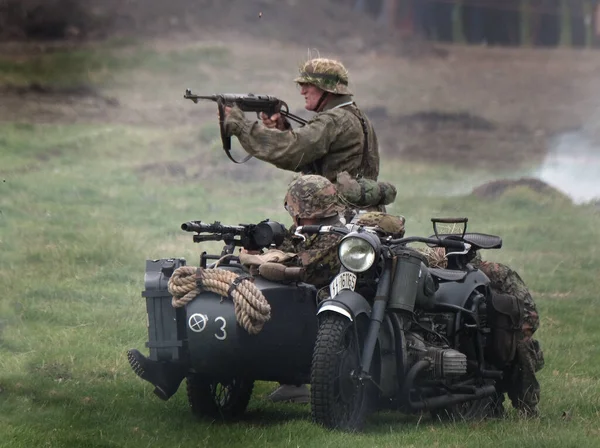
[296,217,517,431]
[135,215,518,430]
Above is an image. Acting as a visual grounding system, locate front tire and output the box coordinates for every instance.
[186,374,254,420]
[311,314,374,431]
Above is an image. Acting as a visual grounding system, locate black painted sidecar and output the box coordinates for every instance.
[141,257,318,418]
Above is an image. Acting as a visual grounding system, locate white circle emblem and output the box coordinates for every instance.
[188,313,208,333]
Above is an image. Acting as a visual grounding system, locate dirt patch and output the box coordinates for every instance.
[29,361,73,381]
[395,111,496,131]
[471,177,572,201]
[369,110,546,169]
[0,83,119,106]
[136,153,281,183]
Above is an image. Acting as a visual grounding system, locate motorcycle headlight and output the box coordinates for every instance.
[338,232,380,273]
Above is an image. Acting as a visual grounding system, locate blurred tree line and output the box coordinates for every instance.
[0,0,214,40]
[0,0,105,39]
[2,0,599,48]
[351,0,600,47]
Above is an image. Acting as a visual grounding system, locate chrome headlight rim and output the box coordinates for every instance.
[337,232,381,273]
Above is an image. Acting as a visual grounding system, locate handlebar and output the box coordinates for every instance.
[389,235,466,250]
[295,225,468,251]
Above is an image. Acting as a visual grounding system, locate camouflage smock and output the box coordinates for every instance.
[473,254,544,416]
[276,222,343,289]
[225,94,380,182]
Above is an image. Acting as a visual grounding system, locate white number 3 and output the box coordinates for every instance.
[214,316,227,340]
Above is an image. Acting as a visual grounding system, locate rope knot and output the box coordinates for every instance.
[168,266,270,335]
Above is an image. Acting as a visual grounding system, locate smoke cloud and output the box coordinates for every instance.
[533,131,600,204]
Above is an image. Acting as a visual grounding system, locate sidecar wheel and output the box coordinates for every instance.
[311,314,374,431]
[186,374,254,420]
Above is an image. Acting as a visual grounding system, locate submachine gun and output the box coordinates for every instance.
[184,90,307,163]
[181,219,287,263]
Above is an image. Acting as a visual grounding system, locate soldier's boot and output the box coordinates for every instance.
[127,349,186,401]
[506,339,543,418]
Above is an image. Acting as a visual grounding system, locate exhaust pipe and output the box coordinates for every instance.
[409,385,497,411]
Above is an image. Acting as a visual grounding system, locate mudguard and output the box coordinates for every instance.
[317,290,400,396]
[434,269,490,308]
[317,290,372,321]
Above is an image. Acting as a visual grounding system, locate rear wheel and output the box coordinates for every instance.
[311,314,374,431]
[186,374,254,420]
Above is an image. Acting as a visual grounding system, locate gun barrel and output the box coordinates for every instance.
[183,92,217,100]
[181,221,247,234]
[181,221,206,232]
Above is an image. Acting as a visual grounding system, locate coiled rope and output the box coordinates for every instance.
[168,266,271,335]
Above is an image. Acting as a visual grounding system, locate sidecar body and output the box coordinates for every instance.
[142,258,318,385]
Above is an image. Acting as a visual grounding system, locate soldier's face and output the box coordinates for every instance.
[299,83,325,111]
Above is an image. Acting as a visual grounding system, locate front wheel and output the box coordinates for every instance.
[186,374,254,420]
[311,314,374,431]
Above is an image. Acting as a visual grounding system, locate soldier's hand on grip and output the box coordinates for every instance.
[260,112,285,130]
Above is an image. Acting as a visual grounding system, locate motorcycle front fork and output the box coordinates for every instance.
[355,259,393,386]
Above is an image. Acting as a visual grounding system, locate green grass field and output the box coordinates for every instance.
[1,40,600,448]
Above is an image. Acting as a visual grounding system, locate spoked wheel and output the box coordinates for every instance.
[311,314,374,431]
[186,374,254,420]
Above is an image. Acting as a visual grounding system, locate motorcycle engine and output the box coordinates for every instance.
[420,347,467,378]
[406,334,467,379]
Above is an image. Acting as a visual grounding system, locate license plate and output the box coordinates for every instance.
[329,271,357,298]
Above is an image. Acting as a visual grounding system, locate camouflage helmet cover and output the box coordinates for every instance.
[293,58,352,95]
[285,174,346,220]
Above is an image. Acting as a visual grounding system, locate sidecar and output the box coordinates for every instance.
[142,256,318,418]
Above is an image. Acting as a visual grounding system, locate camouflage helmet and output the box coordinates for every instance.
[293,58,352,95]
[285,175,345,220]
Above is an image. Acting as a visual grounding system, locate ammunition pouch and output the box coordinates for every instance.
[486,292,524,368]
[335,171,397,208]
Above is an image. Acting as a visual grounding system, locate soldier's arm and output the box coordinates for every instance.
[295,234,341,288]
[276,229,297,254]
[224,106,347,172]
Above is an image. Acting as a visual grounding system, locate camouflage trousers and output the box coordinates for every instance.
[472,255,545,416]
